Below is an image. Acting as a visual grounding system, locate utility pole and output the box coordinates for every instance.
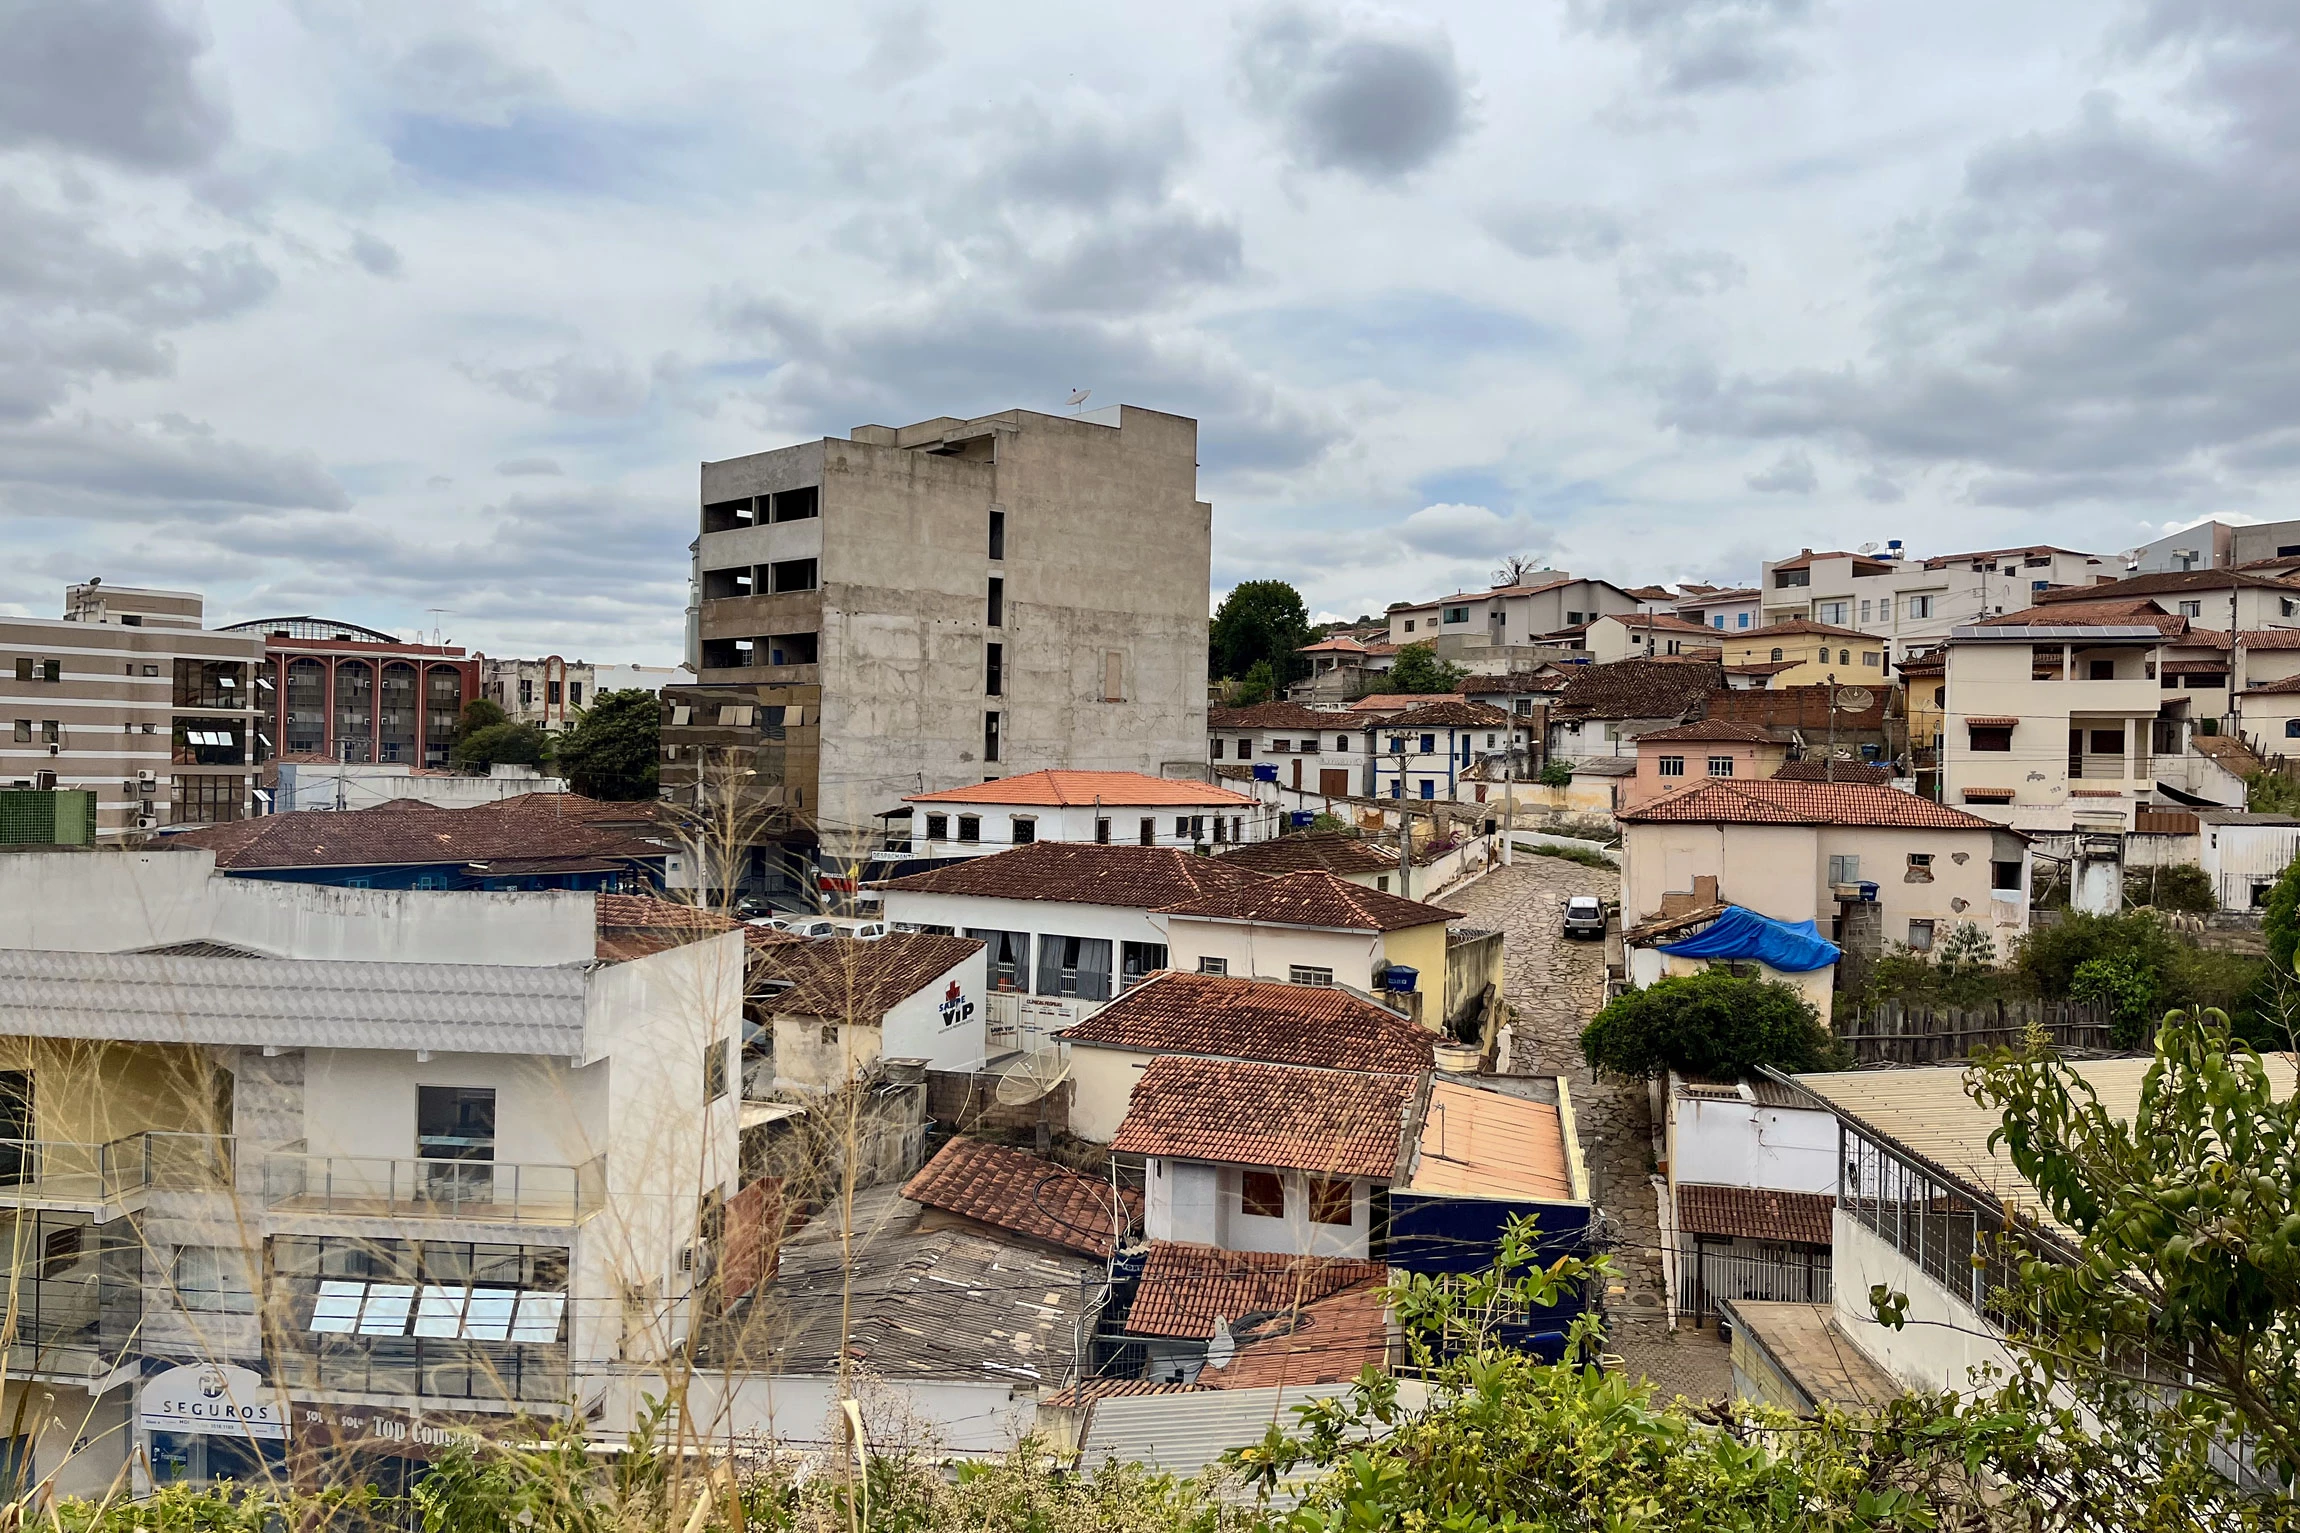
[1391,736,1412,900]
[1825,672,1839,784]
[1501,719,1515,867]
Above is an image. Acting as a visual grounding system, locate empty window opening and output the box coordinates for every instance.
[768,486,819,523]
[985,642,1003,697]
[983,711,1001,763]
[988,509,1006,560]
[987,577,1005,628]
[769,558,818,594]
[1240,1171,1285,1219]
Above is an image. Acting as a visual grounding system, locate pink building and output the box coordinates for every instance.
[1625,720,1789,809]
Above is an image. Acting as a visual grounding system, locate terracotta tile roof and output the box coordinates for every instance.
[2246,673,2300,695]
[1111,1056,1417,1179]
[751,932,984,1019]
[1463,671,1572,693]
[1298,636,1371,654]
[1391,576,1578,611]
[1736,618,1875,642]
[901,1136,1139,1259]
[1041,1378,1211,1407]
[1976,598,2185,634]
[1961,787,2016,802]
[595,894,738,962]
[1214,832,1398,878]
[2158,660,2230,675]
[905,770,1254,808]
[1348,692,1466,712]
[1618,778,1997,829]
[1056,971,1435,1073]
[1723,660,1802,676]
[1160,870,1460,932]
[1896,653,1946,675]
[2183,627,2300,650]
[168,793,669,871]
[1550,658,1721,721]
[1634,720,1778,745]
[1769,760,1894,785]
[1200,1281,1390,1389]
[1123,1241,1389,1339]
[1768,550,1891,574]
[2033,568,2300,601]
[1373,700,1515,728]
[1209,703,1354,731]
[1960,715,2022,728]
[1677,1184,1835,1246]
[1919,543,2103,569]
[877,841,1271,910]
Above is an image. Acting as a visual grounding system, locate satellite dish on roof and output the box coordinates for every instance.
[1857,542,1879,555]
[1833,687,1875,712]
[1064,387,1092,413]
[994,1047,1072,1106]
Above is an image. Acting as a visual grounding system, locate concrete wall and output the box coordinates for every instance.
[1067,1044,1148,1144]
[1667,1090,1837,1194]
[599,1368,1042,1457]
[1941,640,2163,832]
[273,762,567,812]
[877,891,1172,983]
[0,849,596,965]
[1831,1212,2020,1397]
[2200,821,2300,911]
[908,797,1262,856]
[1145,1158,1373,1257]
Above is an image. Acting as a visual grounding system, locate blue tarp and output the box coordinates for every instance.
[1656,904,1840,973]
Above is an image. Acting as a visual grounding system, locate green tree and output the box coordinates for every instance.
[457,697,510,735]
[1536,758,1572,787]
[1209,580,1313,687]
[451,720,549,771]
[2265,852,2300,971]
[1955,1006,2300,1484]
[554,689,661,801]
[1580,968,1842,1079]
[2071,951,2158,1047]
[1227,659,1278,706]
[1386,641,1467,694]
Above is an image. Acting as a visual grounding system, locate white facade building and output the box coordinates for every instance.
[902,769,1265,857]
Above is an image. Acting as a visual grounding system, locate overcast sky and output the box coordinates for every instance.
[3,0,2295,656]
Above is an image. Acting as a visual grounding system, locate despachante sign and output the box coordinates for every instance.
[138,1363,285,1441]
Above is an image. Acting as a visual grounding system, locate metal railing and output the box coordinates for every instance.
[2069,756,2150,781]
[262,1152,606,1223]
[0,1132,232,1206]
[1678,1242,1832,1321]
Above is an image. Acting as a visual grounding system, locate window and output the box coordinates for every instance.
[1241,1171,1286,1219]
[1209,738,1224,759]
[1969,725,2013,751]
[9,721,25,743]
[925,813,948,840]
[1712,614,1726,629]
[545,680,562,705]
[1335,734,1350,749]
[2178,600,2203,618]
[1103,650,1124,703]
[1138,817,1155,846]
[764,632,817,666]
[1231,816,1243,842]
[568,682,582,706]
[1419,779,1435,799]
[1906,919,1936,952]
[1566,611,1585,625]
[519,678,535,707]
[416,1087,495,1162]
[1657,755,1685,777]
[968,929,1031,990]
[1212,816,1227,843]
[1443,605,1470,624]
[1197,956,1229,976]
[1419,733,1436,754]
[2088,660,2115,680]
[1192,815,1207,841]
[2032,580,2049,593]
[2286,598,2299,618]
[1307,1178,1353,1226]
[1839,649,1851,664]
[985,642,1004,696]
[1774,568,1810,588]
[2088,728,2126,754]
[1120,942,1166,988]
[769,486,819,523]
[1859,600,1872,622]
[819,1023,839,1046]
[39,720,58,743]
[171,1245,256,1314]
[1036,935,1114,1000]
[703,1038,728,1101]
[1404,619,1416,632]
[1174,816,1190,837]
[170,775,245,825]
[1862,652,1881,667]
[1010,817,1035,844]
[1095,816,1110,844]
[1271,739,1290,753]
[1770,648,1784,662]
[1906,852,1934,882]
[983,711,1000,763]
[1991,860,2023,893]
[989,509,1005,560]
[1737,612,1750,628]
[1236,738,1252,759]
[987,577,1004,627]
[768,557,817,593]
[2287,720,2300,740]
[1289,964,1334,986]
[172,658,245,709]
[1907,595,1933,618]
[1827,854,1860,885]
[1707,755,1734,777]
[173,720,245,766]
[957,815,980,842]
[1816,601,1848,625]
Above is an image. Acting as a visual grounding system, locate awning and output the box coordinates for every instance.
[1656,905,1839,973]
[1961,716,2021,728]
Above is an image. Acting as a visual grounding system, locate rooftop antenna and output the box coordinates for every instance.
[426,608,449,646]
[1063,387,1091,415]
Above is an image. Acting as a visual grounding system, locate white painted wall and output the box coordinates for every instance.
[906,798,1266,856]
[1067,1044,1148,1144]
[879,891,1174,984]
[1163,918,1383,989]
[1668,1092,1837,1195]
[596,1369,1044,1457]
[272,762,567,812]
[1147,1157,1219,1245]
[2200,820,2300,911]
[0,848,596,965]
[881,943,991,1071]
[1831,1212,2020,1397]
[301,1050,602,1168]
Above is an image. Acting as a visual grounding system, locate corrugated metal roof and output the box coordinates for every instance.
[1079,1380,1428,1490]
[1406,1080,1576,1201]
[0,948,589,1055]
[1793,1056,2298,1228]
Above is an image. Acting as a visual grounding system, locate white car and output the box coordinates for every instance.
[1562,895,1608,940]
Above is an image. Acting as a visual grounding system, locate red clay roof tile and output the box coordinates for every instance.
[1123,1242,1389,1339]
[1056,971,1434,1072]
[1111,1056,1417,1179]
[901,1136,1139,1259]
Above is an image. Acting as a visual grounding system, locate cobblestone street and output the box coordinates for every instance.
[1445,849,1733,1402]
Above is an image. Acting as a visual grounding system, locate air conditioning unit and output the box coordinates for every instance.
[676,1244,699,1276]
[33,771,56,791]
[134,814,159,831]
[136,770,156,785]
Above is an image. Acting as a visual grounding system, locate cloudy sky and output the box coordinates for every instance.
[4,0,2296,656]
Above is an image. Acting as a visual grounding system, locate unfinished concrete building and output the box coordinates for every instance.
[663,405,1213,897]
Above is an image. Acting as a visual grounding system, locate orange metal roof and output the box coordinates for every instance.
[905,769,1255,807]
[1405,1081,1578,1201]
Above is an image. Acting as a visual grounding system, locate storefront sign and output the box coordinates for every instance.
[936,979,974,1028]
[138,1364,286,1441]
[288,1401,549,1463]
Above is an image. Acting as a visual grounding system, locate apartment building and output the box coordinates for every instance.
[0,582,264,836]
[2025,567,2300,631]
[1719,619,1886,688]
[2132,516,2300,573]
[482,656,593,732]
[662,405,1211,896]
[1758,545,2113,658]
[0,852,739,1496]
[214,616,478,770]
[1672,585,1764,633]
[1385,574,1640,653]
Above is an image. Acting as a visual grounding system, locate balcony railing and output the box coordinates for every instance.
[0,1213,143,1367]
[0,1132,232,1208]
[2068,755,2151,781]
[262,1152,606,1224]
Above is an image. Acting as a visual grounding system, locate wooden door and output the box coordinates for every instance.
[1319,768,1350,797]
[1291,758,1303,789]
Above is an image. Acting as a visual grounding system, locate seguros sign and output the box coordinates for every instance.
[138,1363,285,1441]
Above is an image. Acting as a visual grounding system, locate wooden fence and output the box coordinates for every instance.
[1837,1000,2116,1064]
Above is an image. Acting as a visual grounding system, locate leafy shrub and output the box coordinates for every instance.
[2266,853,2300,971]
[2125,862,2217,913]
[1528,843,1613,869]
[1580,969,1844,1079]
[2014,911,2183,998]
[2071,953,2158,1047]
[1536,759,1573,787]
[1935,921,1997,976]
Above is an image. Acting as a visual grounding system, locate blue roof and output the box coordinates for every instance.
[1656,905,1840,973]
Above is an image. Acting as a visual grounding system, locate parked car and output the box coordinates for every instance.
[1562,895,1607,940]
[765,916,837,937]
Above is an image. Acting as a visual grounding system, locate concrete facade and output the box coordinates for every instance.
[665,406,1213,892]
[482,656,595,732]
[1939,627,2166,833]
[1759,546,2112,655]
[0,583,264,837]
[1386,576,1639,650]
